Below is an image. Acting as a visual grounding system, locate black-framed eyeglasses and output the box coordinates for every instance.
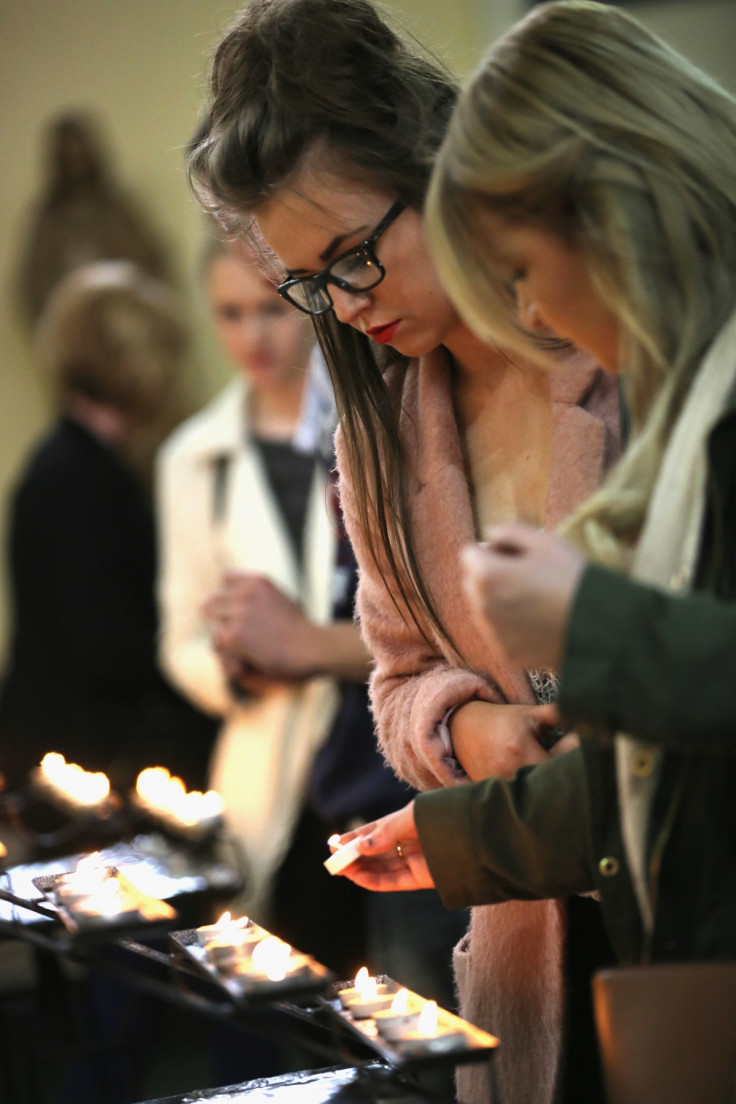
[277,200,406,316]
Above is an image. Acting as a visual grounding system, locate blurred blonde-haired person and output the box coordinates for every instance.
[0,261,216,793]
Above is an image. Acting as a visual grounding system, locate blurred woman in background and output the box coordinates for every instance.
[0,260,215,797]
[156,230,365,963]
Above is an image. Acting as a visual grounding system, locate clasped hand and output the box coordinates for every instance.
[203,571,312,686]
[461,523,587,670]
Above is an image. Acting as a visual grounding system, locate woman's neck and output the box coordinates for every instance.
[444,320,554,532]
[248,370,307,441]
[443,320,516,389]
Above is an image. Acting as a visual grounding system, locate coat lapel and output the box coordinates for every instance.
[404,348,618,702]
[546,355,612,528]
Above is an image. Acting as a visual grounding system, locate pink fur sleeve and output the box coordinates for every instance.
[335,431,505,793]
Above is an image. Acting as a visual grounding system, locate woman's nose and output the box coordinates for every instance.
[329,285,372,327]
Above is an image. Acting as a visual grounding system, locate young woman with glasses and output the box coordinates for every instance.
[188,2,620,1101]
[333,0,736,999]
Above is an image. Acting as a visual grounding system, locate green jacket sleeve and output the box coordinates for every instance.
[560,564,736,755]
[414,747,595,910]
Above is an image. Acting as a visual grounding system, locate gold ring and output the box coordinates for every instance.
[396,842,404,860]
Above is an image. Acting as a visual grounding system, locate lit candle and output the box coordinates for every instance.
[135,767,223,834]
[197,911,264,966]
[37,752,111,808]
[373,988,426,1040]
[37,855,176,930]
[72,876,125,917]
[54,855,130,919]
[57,853,109,903]
[391,1000,468,1051]
[339,967,394,1018]
[246,936,308,981]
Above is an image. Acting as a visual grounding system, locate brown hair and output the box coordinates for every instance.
[188,0,459,645]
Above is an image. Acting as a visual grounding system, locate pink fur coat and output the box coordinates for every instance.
[336,347,621,1104]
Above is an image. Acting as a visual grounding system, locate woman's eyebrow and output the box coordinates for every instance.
[284,222,372,277]
[319,223,370,263]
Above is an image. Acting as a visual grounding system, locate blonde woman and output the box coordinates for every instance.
[335,0,736,977]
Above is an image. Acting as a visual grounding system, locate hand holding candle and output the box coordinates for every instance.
[461,524,587,670]
[327,800,435,893]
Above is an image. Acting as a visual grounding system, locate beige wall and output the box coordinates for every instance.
[0,0,734,662]
[0,0,493,663]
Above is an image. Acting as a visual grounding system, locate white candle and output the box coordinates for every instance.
[373,989,425,1040]
[198,911,264,965]
[391,1001,468,1050]
[339,967,394,1018]
[247,937,307,981]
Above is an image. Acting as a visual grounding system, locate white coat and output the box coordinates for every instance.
[156,378,338,917]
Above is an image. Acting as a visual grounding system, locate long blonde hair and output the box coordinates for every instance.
[427,0,736,568]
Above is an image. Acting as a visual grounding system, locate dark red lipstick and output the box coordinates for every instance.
[366,320,400,344]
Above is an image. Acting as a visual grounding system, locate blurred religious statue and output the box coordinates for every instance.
[17,111,171,328]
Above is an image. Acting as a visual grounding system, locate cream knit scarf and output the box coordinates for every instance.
[616,306,736,934]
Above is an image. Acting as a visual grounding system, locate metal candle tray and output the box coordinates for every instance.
[32,865,177,942]
[0,833,243,929]
[320,978,499,1072]
[170,925,334,1006]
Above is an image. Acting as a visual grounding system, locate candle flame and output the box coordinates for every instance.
[136,767,223,826]
[390,988,409,1014]
[40,752,109,806]
[418,1000,438,1036]
[354,966,369,990]
[214,911,250,931]
[94,878,124,916]
[72,853,108,894]
[67,856,123,915]
[251,936,292,981]
[205,911,251,946]
[356,968,377,1000]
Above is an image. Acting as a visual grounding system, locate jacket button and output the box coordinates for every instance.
[599,856,620,877]
[631,749,655,777]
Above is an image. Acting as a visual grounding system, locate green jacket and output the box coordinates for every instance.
[416,396,736,965]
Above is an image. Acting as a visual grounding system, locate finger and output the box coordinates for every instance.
[340,864,419,893]
[532,702,562,727]
[360,806,417,856]
[333,821,378,847]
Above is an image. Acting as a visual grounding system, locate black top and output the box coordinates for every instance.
[0,417,216,791]
[253,436,315,566]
